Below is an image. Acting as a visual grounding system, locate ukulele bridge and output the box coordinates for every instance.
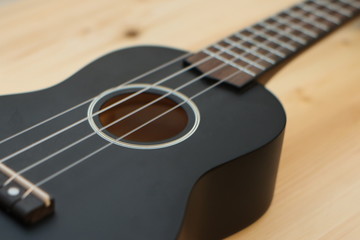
[0,162,54,224]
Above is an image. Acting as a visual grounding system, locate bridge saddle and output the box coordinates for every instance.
[0,163,54,225]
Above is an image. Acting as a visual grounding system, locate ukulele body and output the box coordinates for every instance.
[0,46,286,240]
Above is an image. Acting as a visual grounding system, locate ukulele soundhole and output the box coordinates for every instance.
[87,84,200,149]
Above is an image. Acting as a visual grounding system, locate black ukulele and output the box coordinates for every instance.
[0,0,359,239]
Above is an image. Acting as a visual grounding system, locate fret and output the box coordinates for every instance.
[223,29,282,65]
[292,7,338,30]
[234,33,286,58]
[309,1,351,19]
[258,21,307,45]
[254,24,303,48]
[311,0,352,17]
[272,15,318,38]
[298,2,341,24]
[253,23,302,49]
[340,0,360,9]
[212,43,266,70]
[227,22,289,61]
[334,1,359,13]
[246,27,296,51]
[276,23,314,42]
[283,9,329,31]
[203,49,256,76]
[222,38,276,64]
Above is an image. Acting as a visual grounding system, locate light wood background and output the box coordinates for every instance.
[1,0,360,239]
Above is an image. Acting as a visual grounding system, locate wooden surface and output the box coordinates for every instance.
[1,0,359,239]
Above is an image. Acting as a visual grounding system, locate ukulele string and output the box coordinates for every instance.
[4,40,257,186]
[6,13,308,190]
[25,66,244,195]
[0,21,281,165]
[0,47,232,164]
[3,52,243,187]
[0,53,192,146]
[20,30,297,197]
[0,55,195,164]
[0,8,273,149]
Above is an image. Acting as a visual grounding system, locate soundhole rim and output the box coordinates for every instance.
[87,84,200,150]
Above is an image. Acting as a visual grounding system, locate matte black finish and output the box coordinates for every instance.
[12,195,54,225]
[0,46,286,239]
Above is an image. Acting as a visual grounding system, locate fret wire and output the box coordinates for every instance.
[298,2,341,24]
[339,0,360,9]
[258,21,307,45]
[272,15,318,38]
[212,43,266,70]
[311,0,352,17]
[222,38,276,64]
[221,15,293,64]
[255,21,306,48]
[234,33,286,58]
[203,49,256,76]
[284,8,329,31]
[216,15,295,70]
[247,26,296,51]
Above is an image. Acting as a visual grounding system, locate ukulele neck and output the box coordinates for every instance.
[186,0,360,87]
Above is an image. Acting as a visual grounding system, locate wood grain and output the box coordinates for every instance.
[1,0,360,239]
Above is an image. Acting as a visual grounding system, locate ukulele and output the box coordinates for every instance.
[0,0,359,239]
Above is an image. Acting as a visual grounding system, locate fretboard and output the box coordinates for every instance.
[186,0,360,87]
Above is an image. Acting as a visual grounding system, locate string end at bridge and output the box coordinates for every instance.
[0,163,55,225]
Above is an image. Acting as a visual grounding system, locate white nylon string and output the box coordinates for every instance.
[4,52,242,187]
[28,20,310,192]
[32,50,269,189]
[0,52,192,146]
[0,48,228,164]
[32,70,243,189]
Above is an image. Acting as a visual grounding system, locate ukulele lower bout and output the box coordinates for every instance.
[0,46,285,240]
